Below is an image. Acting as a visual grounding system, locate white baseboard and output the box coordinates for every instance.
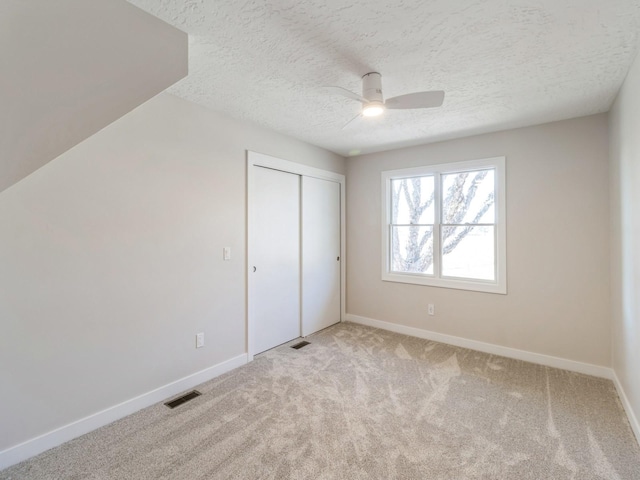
[612,372,640,445]
[0,353,248,471]
[345,314,613,379]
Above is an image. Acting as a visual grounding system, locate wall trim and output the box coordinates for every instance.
[0,353,248,471]
[345,314,613,379]
[612,371,640,446]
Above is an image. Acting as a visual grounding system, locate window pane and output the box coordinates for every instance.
[391,226,434,274]
[442,169,495,224]
[391,176,435,224]
[442,226,495,280]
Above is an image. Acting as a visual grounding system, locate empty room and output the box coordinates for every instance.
[1,0,640,478]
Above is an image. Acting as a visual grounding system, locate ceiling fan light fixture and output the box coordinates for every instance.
[327,71,445,126]
[362,102,385,117]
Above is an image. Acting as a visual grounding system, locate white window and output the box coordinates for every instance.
[382,157,506,294]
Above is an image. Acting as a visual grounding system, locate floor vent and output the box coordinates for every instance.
[164,390,201,409]
[291,341,310,350]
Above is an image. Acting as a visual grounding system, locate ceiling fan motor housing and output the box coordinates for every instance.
[362,72,384,104]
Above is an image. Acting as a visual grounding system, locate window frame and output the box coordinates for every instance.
[381,156,507,294]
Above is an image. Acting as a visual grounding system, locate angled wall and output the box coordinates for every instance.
[609,49,640,442]
[0,0,187,193]
[0,93,345,469]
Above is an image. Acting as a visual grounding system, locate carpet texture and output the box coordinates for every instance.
[3,322,639,479]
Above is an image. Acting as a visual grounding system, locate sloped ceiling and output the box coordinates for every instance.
[0,0,187,193]
[129,0,640,156]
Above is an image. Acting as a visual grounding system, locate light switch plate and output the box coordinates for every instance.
[223,247,231,261]
[196,332,205,348]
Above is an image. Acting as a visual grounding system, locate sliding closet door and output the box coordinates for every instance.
[252,166,300,354]
[302,176,341,336]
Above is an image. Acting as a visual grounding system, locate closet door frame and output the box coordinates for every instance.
[247,151,345,360]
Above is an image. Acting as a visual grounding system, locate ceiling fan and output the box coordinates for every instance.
[326,72,445,127]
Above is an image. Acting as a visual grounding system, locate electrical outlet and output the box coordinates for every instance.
[428,304,435,316]
[196,332,205,348]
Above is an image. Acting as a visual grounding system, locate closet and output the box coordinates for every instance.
[247,152,344,356]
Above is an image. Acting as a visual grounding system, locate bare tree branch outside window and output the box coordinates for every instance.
[391,170,495,274]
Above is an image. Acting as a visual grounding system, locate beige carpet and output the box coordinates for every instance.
[2,322,639,479]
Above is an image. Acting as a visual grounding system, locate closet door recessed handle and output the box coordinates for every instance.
[253,266,257,272]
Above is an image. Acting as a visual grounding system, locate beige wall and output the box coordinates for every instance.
[609,51,640,435]
[0,0,187,193]
[0,93,344,452]
[346,114,611,366]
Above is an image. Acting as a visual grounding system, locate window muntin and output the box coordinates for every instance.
[382,157,506,294]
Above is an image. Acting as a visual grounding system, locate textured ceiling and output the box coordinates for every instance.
[127,0,640,156]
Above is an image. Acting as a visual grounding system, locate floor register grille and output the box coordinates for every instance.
[164,390,201,409]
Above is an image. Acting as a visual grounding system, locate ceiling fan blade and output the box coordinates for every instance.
[323,86,368,104]
[341,113,362,130]
[385,91,445,109]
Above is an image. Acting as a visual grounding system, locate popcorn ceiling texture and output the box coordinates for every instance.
[128,0,640,156]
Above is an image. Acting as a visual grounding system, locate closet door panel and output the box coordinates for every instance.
[302,176,341,336]
[252,166,300,354]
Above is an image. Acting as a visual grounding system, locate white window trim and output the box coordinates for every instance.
[381,156,507,294]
